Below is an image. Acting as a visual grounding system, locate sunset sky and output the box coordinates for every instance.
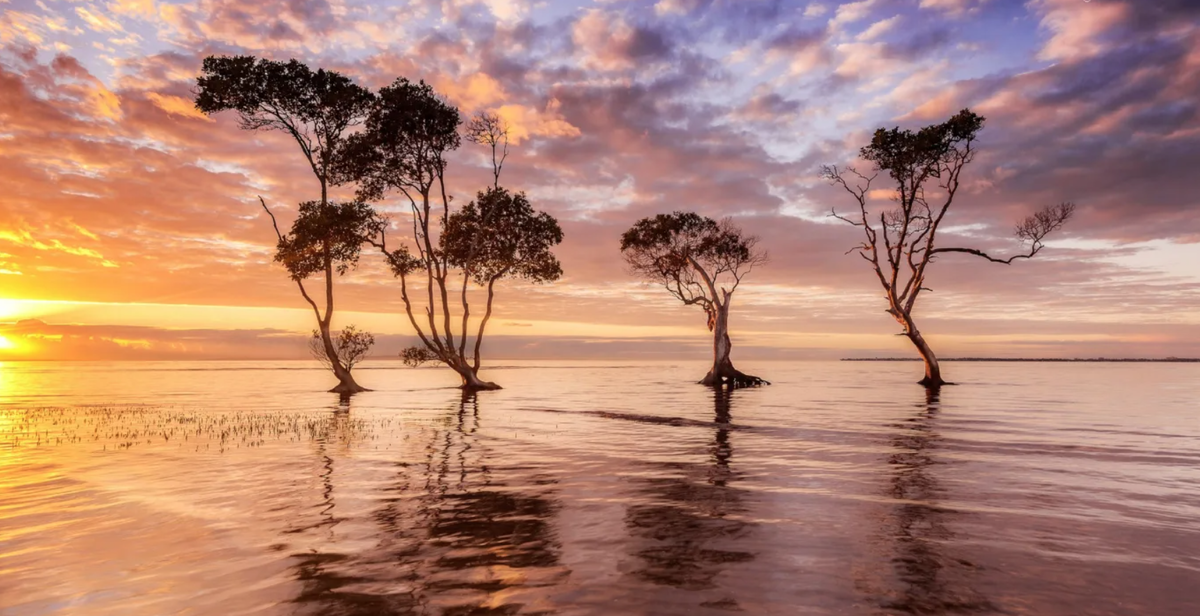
[0,0,1198,361]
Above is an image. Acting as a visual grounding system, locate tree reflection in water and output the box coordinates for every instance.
[289,392,566,615]
[622,386,756,611]
[877,387,993,614]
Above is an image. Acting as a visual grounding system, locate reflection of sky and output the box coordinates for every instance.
[6,361,1200,613]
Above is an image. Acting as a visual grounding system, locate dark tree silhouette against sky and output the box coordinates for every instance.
[824,109,1074,388]
[621,212,768,388]
[341,79,563,390]
[195,56,379,393]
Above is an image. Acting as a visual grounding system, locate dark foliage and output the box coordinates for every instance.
[337,78,461,202]
[275,200,384,281]
[620,211,764,327]
[400,346,438,368]
[443,187,564,285]
[309,326,375,373]
[195,55,374,180]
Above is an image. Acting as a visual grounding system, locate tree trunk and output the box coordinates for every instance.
[699,300,768,388]
[330,370,367,394]
[898,313,945,388]
[451,359,501,391]
[319,323,369,394]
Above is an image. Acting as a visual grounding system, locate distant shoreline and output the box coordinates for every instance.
[841,357,1200,363]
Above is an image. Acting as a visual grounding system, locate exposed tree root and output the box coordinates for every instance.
[458,369,503,391]
[329,380,370,394]
[461,381,502,391]
[700,367,770,388]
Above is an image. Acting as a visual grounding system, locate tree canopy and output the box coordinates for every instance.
[443,187,564,285]
[195,56,374,180]
[861,108,985,186]
[338,78,461,202]
[309,326,374,373]
[620,212,763,324]
[273,200,384,281]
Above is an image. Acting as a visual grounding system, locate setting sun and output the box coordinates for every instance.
[0,336,18,351]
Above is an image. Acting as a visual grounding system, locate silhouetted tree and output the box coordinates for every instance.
[620,212,768,387]
[823,109,1074,388]
[464,111,509,190]
[442,188,563,373]
[196,56,378,393]
[308,325,374,374]
[341,80,563,390]
[263,198,382,392]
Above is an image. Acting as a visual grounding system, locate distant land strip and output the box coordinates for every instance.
[841,357,1200,362]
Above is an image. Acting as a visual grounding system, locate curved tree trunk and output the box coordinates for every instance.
[319,323,369,394]
[330,368,367,394]
[896,311,945,388]
[451,359,501,391]
[699,300,768,388]
[908,331,944,388]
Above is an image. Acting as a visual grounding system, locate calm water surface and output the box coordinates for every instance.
[1,360,1198,615]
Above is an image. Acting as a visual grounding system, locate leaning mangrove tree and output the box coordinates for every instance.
[195,56,381,393]
[823,109,1074,388]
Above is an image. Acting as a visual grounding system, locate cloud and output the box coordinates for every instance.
[0,11,75,45]
[75,6,124,34]
[494,99,581,144]
[1034,0,1129,62]
[734,87,804,123]
[654,0,696,17]
[804,4,828,19]
[0,0,1196,362]
[857,15,900,41]
[479,0,527,22]
[108,0,156,18]
[435,72,508,112]
[830,0,877,29]
[145,92,212,121]
[572,9,672,72]
[918,0,982,17]
[764,24,830,74]
[0,227,117,267]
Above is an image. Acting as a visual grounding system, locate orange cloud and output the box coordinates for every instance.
[108,0,156,19]
[0,227,118,268]
[494,99,581,144]
[436,72,507,112]
[145,92,212,121]
[572,9,670,72]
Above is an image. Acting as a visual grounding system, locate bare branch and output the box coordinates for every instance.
[310,326,374,372]
[465,111,510,189]
[932,202,1075,264]
[258,196,284,241]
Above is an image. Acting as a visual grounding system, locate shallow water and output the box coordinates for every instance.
[1,360,1198,615]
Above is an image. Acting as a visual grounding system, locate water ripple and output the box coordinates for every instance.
[1,360,1198,615]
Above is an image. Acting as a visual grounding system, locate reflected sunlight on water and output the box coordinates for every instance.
[0,360,1198,615]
